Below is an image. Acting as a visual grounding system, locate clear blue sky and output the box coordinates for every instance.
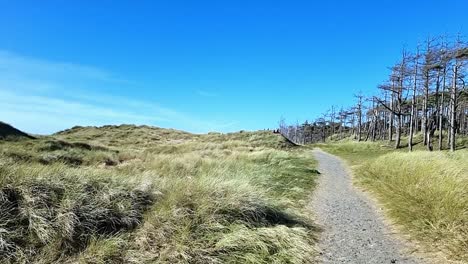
[0,0,466,134]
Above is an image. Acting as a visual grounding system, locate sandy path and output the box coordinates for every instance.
[310,149,425,264]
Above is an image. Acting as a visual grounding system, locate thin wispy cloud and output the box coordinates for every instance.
[0,51,237,134]
[196,90,218,98]
[0,50,126,89]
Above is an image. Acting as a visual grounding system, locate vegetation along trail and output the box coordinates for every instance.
[311,149,425,264]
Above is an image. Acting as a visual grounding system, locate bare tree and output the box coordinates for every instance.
[277,34,467,149]
[355,93,364,141]
[449,41,468,151]
[409,47,420,151]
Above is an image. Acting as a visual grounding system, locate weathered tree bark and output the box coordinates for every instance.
[339,108,344,140]
[395,114,402,149]
[371,100,377,141]
[356,94,363,142]
[430,69,441,151]
[388,91,394,143]
[393,52,409,149]
[409,51,419,151]
[330,106,336,137]
[422,69,429,146]
[449,64,458,152]
[427,112,437,151]
[438,77,445,151]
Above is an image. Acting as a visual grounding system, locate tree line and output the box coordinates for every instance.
[279,35,468,151]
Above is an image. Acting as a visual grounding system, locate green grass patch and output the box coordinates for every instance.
[314,140,392,165]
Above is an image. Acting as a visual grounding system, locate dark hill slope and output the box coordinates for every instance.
[0,121,35,139]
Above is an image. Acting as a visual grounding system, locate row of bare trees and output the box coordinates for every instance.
[279,35,468,151]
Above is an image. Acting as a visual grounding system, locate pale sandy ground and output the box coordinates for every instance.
[310,149,426,264]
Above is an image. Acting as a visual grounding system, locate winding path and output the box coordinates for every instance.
[311,149,425,264]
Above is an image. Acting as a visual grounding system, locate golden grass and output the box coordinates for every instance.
[0,125,319,263]
[355,151,468,261]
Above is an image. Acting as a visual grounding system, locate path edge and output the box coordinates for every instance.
[312,147,456,264]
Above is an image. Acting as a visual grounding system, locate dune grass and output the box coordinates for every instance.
[356,151,468,261]
[0,126,319,263]
[0,163,155,263]
[317,137,468,262]
[314,140,392,165]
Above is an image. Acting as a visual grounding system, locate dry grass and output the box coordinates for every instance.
[356,151,468,262]
[317,137,468,262]
[0,125,319,263]
[314,140,392,165]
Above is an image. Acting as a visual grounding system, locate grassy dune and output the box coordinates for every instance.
[0,126,319,263]
[358,151,468,261]
[318,140,468,262]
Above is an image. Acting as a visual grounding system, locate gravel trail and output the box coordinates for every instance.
[311,149,425,264]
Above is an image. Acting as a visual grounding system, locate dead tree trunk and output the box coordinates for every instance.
[438,69,446,150]
[409,51,419,151]
[388,90,394,143]
[449,64,458,151]
[356,94,363,142]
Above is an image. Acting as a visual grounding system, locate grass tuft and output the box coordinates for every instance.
[0,163,155,263]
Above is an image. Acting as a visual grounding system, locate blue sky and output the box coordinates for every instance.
[0,0,466,134]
